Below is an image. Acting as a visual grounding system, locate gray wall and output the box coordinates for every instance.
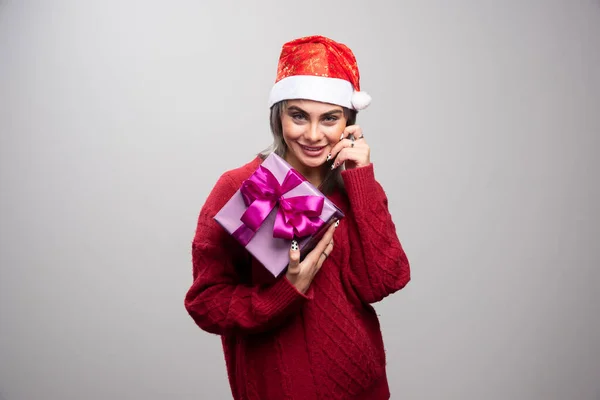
[1,1,599,399]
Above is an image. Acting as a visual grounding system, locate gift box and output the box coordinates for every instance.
[214,153,344,277]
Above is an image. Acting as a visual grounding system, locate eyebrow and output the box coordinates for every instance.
[287,106,343,117]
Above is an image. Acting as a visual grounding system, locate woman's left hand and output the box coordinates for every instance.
[329,125,370,170]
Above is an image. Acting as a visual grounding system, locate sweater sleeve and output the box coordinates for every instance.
[341,164,411,304]
[184,173,309,336]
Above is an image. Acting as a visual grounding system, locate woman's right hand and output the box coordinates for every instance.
[285,221,338,294]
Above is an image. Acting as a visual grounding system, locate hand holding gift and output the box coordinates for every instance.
[214,153,344,277]
[286,220,338,294]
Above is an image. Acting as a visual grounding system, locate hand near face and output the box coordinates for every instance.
[328,125,370,170]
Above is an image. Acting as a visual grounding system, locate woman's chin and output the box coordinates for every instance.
[288,148,327,170]
[297,157,326,170]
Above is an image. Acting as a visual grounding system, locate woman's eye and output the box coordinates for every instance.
[292,113,306,120]
[323,116,338,122]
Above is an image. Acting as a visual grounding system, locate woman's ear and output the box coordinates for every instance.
[342,107,357,127]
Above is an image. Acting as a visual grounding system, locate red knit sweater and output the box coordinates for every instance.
[185,157,410,400]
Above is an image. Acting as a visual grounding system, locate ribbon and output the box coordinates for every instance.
[232,165,324,245]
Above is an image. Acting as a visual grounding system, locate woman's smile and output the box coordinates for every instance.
[298,143,327,157]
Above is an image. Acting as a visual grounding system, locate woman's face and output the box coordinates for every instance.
[281,99,348,173]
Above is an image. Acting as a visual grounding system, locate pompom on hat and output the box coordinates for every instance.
[268,35,372,111]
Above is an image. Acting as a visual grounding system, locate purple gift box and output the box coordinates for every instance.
[214,153,344,277]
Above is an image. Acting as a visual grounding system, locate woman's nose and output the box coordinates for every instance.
[305,123,321,142]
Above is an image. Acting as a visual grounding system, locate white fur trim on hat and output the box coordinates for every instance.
[269,75,355,109]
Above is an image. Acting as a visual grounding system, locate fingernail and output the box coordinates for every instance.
[291,240,299,251]
[335,220,340,228]
[326,153,331,161]
[340,133,344,141]
[330,162,336,170]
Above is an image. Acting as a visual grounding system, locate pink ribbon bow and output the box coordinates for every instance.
[232,165,324,246]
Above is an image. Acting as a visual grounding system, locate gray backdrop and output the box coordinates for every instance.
[1,1,599,399]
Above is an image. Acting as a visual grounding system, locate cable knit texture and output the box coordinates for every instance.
[185,157,410,400]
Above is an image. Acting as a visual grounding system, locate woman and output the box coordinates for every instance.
[185,35,410,400]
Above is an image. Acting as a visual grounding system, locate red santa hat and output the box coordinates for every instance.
[268,35,372,111]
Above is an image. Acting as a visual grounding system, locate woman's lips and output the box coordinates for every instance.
[299,144,326,157]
